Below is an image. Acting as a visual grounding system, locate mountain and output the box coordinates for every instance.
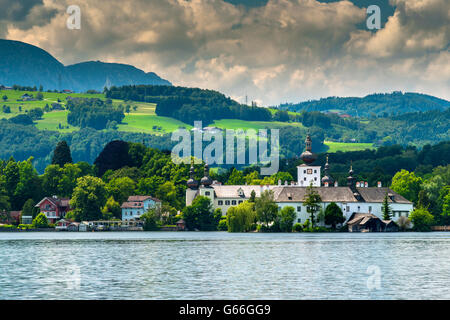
[278,92,450,117]
[0,39,171,92]
[66,61,171,92]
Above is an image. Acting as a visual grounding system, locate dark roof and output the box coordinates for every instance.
[273,187,358,203]
[356,187,411,204]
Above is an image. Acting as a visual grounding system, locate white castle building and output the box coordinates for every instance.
[186,135,414,225]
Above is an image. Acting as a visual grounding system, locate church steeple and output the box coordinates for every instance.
[186,160,199,189]
[300,134,317,164]
[200,163,212,187]
[347,161,356,190]
[321,155,334,187]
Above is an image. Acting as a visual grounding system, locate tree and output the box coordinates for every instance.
[101,196,122,220]
[381,192,392,220]
[303,184,322,228]
[226,168,245,185]
[70,176,107,221]
[249,190,256,203]
[441,192,450,225]
[2,95,7,102]
[21,199,36,222]
[182,196,220,231]
[397,216,411,231]
[324,202,345,229]
[32,213,49,228]
[409,207,434,231]
[94,140,131,177]
[391,170,422,204]
[105,177,136,204]
[254,190,278,227]
[141,207,161,231]
[279,206,296,232]
[227,201,256,232]
[51,141,73,167]
[0,176,10,212]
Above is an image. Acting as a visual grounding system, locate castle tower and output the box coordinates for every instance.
[297,135,321,187]
[186,162,199,206]
[321,155,334,187]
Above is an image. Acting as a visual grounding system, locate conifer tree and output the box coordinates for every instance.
[51,141,72,167]
[381,192,392,220]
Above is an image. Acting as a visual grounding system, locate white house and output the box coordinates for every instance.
[185,134,414,226]
[121,195,162,221]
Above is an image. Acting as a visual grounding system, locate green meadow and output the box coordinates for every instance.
[324,141,375,153]
[1,89,378,153]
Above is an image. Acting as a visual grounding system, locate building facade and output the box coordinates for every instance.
[35,196,72,223]
[186,135,414,226]
[121,195,162,221]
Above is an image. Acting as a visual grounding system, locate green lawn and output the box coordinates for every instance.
[324,141,375,153]
[34,111,78,132]
[117,114,192,134]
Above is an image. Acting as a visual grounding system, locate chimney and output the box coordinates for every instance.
[365,182,368,188]
[290,181,295,186]
[324,182,329,187]
[377,181,382,188]
[278,179,282,186]
[334,181,338,187]
[284,181,288,186]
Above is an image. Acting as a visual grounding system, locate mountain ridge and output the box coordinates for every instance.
[0,39,171,92]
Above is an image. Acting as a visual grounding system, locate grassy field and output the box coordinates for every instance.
[1,90,378,153]
[324,141,375,153]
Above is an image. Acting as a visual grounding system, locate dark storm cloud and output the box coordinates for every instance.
[3,0,450,104]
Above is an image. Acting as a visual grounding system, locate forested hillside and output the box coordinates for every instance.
[279,92,450,117]
[105,85,272,125]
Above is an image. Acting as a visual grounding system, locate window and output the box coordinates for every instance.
[297,219,301,223]
[297,206,301,212]
[307,169,312,174]
[314,177,317,181]
[314,169,317,173]
[238,200,243,204]
[369,206,372,212]
[304,177,307,181]
[392,212,396,217]
[205,191,210,196]
[225,200,230,205]
[398,212,402,217]
[357,206,360,212]
[218,200,223,205]
[346,206,350,212]
[304,170,306,174]
[232,200,236,205]
[406,212,409,217]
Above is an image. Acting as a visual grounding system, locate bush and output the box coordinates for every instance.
[293,223,303,232]
[32,213,49,228]
[409,207,434,231]
[0,224,15,229]
[217,218,228,231]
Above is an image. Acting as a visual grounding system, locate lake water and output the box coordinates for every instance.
[0,231,449,300]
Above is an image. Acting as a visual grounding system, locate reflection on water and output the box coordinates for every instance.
[0,232,449,299]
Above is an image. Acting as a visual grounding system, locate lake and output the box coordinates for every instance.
[0,232,449,300]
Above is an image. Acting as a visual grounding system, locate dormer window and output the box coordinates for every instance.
[237,188,244,197]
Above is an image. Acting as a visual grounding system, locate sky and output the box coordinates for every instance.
[1,0,449,105]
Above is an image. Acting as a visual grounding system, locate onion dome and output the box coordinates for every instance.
[200,163,213,187]
[321,155,334,185]
[186,164,199,189]
[300,134,317,164]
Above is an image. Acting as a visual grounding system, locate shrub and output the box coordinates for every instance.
[217,218,228,231]
[409,207,434,231]
[32,213,49,228]
[293,223,303,232]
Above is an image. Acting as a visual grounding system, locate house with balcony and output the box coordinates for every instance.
[121,195,161,221]
[35,196,72,223]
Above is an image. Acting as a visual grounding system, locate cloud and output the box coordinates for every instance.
[3,0,450,104]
